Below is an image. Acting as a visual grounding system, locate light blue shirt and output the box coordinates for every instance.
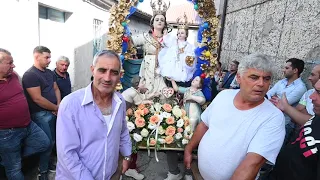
[267,78,307,126]
[56,83,132,180]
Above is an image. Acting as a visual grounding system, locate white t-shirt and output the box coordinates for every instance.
[198,90,285,180]
[298,89,315,116]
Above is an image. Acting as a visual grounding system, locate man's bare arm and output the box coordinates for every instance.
[54,82,61,105]
[26,87,58,111]
[231,153,266,180]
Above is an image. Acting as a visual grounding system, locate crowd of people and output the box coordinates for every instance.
[1,43,320,180]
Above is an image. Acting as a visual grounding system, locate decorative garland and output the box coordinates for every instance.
[106,0,219,97]
[188,0,220,101]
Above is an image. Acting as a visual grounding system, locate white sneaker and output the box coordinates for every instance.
[125,169,144,180]
[184,175,193,180]
[119,175,122,180]
[164,172,183,180]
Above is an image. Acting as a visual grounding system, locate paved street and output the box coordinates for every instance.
[0,151,186,180]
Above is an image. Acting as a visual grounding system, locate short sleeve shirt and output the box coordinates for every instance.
[22,66,57,114]
[198,90,285,180]
[299,89,315,116]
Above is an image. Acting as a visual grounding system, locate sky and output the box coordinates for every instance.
[137,0,189,15]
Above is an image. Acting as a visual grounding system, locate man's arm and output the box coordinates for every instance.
[231,153,266,180]
[54,82,61,105]
[266,81,279,99]
[285,85,307,105]
[25,87,58,111]
[184,122,208,168]
[120,103,132,173]
[275,94,312,126]
[56,99,94,180]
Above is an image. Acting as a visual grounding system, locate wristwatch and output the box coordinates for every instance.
[123,156,131,161]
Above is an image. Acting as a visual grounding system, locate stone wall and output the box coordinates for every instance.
[220,0,320,84]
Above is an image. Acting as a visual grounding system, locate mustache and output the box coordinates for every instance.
[101,81,112,85]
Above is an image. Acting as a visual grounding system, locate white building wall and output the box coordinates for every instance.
[0,0,110,90]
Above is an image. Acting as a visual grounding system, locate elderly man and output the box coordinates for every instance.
[184,53,285,180]
[56,50,132,179]
[54,56,71,99]
[218,60,239,91]
[0,48,49,180]
[268,79,320,180]
[22,46,60,179]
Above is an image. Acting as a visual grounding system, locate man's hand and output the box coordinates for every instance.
[122,159,131,174]
[274,93,289,112]
[138,87,148,94]
[184,145,193,169]
[269,95,280,105]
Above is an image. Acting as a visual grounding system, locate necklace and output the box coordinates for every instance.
[177,40,187,54]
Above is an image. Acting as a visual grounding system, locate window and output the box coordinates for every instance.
[39,5,65,23]
[93,19,103,56]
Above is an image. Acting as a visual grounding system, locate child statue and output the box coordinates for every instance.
[158,13,196,86]
[169,76,206,131]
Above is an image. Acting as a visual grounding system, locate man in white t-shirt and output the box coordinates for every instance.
[184,53,285,180]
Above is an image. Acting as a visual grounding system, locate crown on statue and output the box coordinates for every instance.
[150,0,170,16]
[176,13,189,29]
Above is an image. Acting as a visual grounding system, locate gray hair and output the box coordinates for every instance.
[131,75,141,88]
[238,53,273,76]
[0,48,11,63]
[57,56,70,64]
[92,50,121,69]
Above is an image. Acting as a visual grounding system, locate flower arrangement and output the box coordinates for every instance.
[126,103,193,153]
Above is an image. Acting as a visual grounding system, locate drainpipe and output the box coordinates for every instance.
[217,0,228,61]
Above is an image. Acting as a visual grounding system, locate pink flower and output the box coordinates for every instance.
[177,127,183,133]
[126,108,133,116]
[163,104,172,112]
[143,108,149,115]
[165,136,174,144]
[165,126,176,136]
[149,138,157,146]
[149,115,160,125]
[135,117,145,128]
[165,116,175,125]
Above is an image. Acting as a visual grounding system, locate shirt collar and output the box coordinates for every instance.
[81,82,122,106]
[282,77,301,85]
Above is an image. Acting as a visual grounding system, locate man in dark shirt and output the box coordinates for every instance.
[54,56,71,99]
[218,60,239,91]
[268,79,320,180]
[0,48,49,180]
[22,46,61,180]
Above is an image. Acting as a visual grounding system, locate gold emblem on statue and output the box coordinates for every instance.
[185,56,195,67]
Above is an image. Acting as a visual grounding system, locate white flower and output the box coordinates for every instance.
[172,106,182,118]
[148,123,156,130]
[127,122,135,132]
[133,133,143,142]
[125,116,129,121]
[161,112,171,118]
[158,126,165,135]
[185,125,191,132]
[141,128,149,137]
[182,139,189,145]
[189,133,193,139]
[158,138,165,144]
[154,103,162,112]
[175,133,183,140]
[176,119,184,128]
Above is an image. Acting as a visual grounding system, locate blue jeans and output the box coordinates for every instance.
[31,111,56,173]
[0,121,50,180]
